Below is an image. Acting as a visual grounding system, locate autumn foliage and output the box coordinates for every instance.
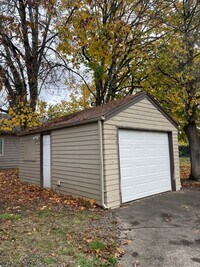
[0,86,92,131]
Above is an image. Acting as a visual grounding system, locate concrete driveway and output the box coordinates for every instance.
[114,190,200,267]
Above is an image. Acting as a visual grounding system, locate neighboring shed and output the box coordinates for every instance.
[0,131,19,169]
[18,92,181,208]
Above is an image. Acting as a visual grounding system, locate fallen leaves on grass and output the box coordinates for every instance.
[179,161,200,191]
[0,169,98,211]
[181,180,200,191]
[0,169,121,267]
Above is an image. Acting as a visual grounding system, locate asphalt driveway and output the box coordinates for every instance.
[114,190,200,267]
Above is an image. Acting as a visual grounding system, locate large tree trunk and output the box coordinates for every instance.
[95,79,104,106]
[184,123,200,181]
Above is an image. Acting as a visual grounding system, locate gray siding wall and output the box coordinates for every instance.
[51,123,101,203]
[0,135,19,169]
[19,134,41,186]
[103,98,181,208]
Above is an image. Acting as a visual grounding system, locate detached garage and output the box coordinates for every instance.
[18,92,181,208]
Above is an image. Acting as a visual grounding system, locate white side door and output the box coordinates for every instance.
[43,135,51,188]
[119,130,171,203]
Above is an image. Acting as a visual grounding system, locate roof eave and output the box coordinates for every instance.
[18,91,179,136]
[0,131,18,136]
[18,116,103,136]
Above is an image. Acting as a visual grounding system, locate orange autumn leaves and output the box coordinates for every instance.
[0,169,97,211]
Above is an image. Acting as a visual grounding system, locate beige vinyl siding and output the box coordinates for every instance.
[51,123,101,203]
[172,131,181,189]
[19,135,41,186]
[103,98,180,208]
[0,135,19,169]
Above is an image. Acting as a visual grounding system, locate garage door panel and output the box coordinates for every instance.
[159,164,169,172]
[134,150,146,157]
[119,130,171,203]
[120,161,133,168]
[147,158,157,164]
[147,150,157,157]
[120,167,135,179]
[160,148,169,156]
[135,160,146,167]
[148,165,158,174]
[135,166,147,176]
[136,184,148,194]
[120,149,132,159]
[119,131,132,141]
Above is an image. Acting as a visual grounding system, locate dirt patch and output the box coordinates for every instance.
[0,170,120,267]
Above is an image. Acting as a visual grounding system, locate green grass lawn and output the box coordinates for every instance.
[0,170,119,267]
[0,207,118,267]
[179,157,190,163]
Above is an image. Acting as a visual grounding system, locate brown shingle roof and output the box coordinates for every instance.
[19,92,178,136]
[0,130,18,136]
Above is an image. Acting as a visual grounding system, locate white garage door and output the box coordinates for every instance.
[119,130,171,203]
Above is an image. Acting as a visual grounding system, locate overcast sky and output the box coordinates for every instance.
[40,89,69,104]
[0,86,69,109]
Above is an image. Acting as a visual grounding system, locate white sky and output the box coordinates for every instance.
[40,89,69,104]
[0,86,70,110]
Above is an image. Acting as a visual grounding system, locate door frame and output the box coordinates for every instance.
[117,127,175,204]
[40,132,51,188]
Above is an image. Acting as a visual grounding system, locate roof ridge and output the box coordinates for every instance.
[38,93,141,126]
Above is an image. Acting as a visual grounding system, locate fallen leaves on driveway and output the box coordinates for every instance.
[121,240,132,246]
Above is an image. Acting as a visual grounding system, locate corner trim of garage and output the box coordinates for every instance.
[117,128,123,206]
[98,119,108,209]
[168,132,176,191]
